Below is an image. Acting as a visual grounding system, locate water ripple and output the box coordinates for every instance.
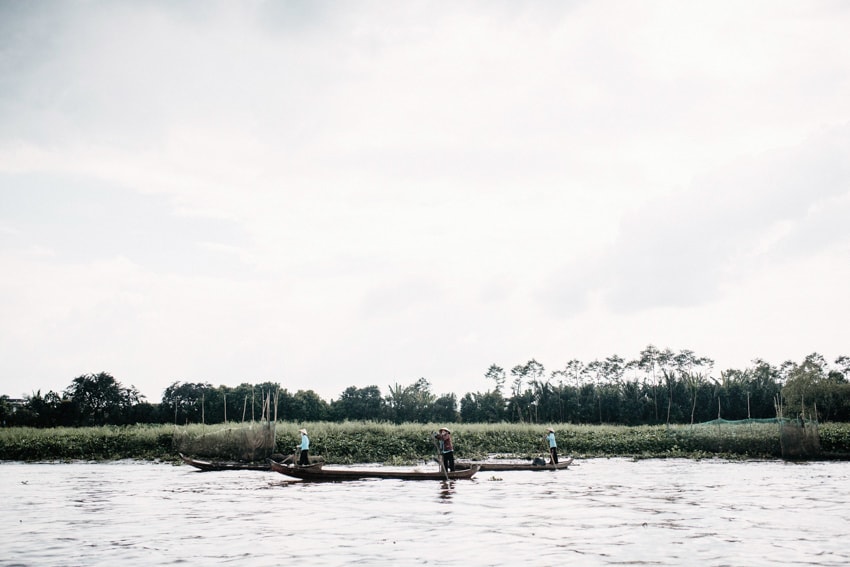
[1,459,849,566]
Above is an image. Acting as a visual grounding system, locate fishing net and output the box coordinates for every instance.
[692,417,821,459]
[172,422,276,461]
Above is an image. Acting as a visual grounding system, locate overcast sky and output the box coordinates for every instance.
[1,1,849,403]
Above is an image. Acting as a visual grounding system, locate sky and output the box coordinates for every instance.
[1,1,849,404]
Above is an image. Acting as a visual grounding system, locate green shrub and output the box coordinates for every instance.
[2,421,849,462]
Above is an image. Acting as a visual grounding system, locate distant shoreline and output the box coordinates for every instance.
[2,421,848,463]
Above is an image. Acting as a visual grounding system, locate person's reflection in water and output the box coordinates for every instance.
[438,480,454,501]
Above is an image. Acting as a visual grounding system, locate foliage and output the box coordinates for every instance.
[460,390,507,423]
[385,378,437,423]
[330,386,385,421]
[0,424,173,461]
[4,349,850,428]
[4,421,850,463]
[64,372,143,426]
[818,422,850,454]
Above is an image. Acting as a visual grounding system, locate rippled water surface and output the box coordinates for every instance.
[2,458,849,566]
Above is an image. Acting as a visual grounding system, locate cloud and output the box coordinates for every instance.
[2,1,850,402]
[541,124,850,314]
[0,171,251,276]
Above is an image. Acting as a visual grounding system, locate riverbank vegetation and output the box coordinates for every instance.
[2,421,849,463]
[3,350,849,430]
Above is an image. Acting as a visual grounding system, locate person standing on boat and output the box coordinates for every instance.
[545,427,558,465]
[437,427,455,472]
[297,428,310,466]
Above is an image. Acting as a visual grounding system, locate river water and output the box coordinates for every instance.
[1,458,848,566]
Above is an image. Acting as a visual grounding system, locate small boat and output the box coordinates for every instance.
[180,453,324,472]
[180,453,271,471]
[469,457,574,471]
[269,459,479,481]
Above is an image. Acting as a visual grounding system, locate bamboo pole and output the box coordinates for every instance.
[272,387,279,454]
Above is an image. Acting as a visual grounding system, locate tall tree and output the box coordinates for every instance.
[510,364,527,399]
[385,378,435,423]
[484,364,506,394]
[432,393,459,424]
[639,345,661,421]
[64,372,141,425]
[289,390,330,422]
[161,381,212,424]
[331,385,385,421]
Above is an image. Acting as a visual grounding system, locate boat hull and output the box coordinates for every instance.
[269,459,478,481]
[180,453,324,472]
[180,453,271,471]
[470,457,574,471]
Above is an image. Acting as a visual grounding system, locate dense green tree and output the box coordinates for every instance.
[460,390,507,423]
[835,356,850,381]
[432,393,459,424]
[741,360,780,418]
[782,353,850,421]
[330,386,385,421]
[781,353,826,418]
[64,373,142,425]
[288,389,329,422]
[8,390,72,427]
[161,381,213,424]
[6,349,850,428]
[385,378,435,424]
[38,391,68,426]
[639,345,662,420]
[507,388,537,423]
[0,395,11,425]
[619,380,648,425]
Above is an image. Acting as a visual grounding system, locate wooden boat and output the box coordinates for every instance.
[180,453,324,472]
[269,459,479,481]
[468,457,574,471]
[180,453,271,471]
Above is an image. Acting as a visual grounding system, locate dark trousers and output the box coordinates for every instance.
[299,450,309,466]
[442,451,455,472]
[549,447,559,465]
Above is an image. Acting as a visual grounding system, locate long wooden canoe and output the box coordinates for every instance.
[180,453,271,472]
[269,459,479,481]
[468,457,574,471]
[180,453,325,472]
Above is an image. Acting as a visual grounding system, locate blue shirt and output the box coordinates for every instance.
[546,432,556,448]
[300,435,310,451]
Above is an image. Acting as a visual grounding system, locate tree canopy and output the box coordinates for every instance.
[4,348,849,427]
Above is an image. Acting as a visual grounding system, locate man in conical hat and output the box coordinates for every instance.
[297,428,310,466]
[545,427,558,465]
[437,427,455,472]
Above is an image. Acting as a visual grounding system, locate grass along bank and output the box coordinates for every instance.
[2,421,849,463]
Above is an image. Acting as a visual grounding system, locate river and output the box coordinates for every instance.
[1,458,848,566]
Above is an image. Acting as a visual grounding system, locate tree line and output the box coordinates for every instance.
[2,347,849,428]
